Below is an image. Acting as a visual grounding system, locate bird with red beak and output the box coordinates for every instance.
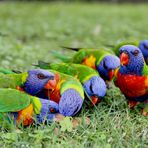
[114,45,148,116]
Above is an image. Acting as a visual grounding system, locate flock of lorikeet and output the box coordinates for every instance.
[0,40,148,126]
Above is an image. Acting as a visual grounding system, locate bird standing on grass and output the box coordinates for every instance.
[114,45,148,116]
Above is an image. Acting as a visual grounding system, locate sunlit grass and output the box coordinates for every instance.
[0,2,148,147]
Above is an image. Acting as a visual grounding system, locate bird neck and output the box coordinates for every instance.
[119,64,143,76]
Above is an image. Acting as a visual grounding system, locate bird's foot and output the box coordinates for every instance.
[128,100,139,109]
[142,108,148,116]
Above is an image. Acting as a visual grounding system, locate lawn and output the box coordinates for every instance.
[0,1,148,147]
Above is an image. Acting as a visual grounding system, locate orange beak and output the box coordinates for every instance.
[44,79,57,91]
[120,52,129,66]
[90,96,101,107]
[108,69,114,81]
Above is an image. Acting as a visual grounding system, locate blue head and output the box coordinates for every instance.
[119,45,144,75]
[83,76,107,105]
[97,55,120,81]
[139,40,148,59]
[24,69,57,96]
[36,99,59,123]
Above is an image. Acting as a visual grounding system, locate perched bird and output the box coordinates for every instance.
[112,40,148,64]
[114,45,148,116]
[35,61,107,106]
[0,67,84,116]
[52,47,120,81]
[0,88,59,126]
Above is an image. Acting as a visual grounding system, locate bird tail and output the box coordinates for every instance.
[51,50,71,62]
[33,60,51,69]
[0,67,14,74]
[61,46,81,51]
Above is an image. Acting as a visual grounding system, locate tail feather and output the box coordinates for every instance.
[61,46,82,51]
[0,67,15,74]
[51,50,71,62]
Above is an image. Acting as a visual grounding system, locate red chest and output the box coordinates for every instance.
[49,90,61,104]
[115,72,147,98]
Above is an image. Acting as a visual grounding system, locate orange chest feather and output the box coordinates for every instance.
[49,79,65,104]
[115,72,147,97]
[82,55,96,69]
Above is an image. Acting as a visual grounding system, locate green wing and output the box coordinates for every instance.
[71,49,111,64]
[0,67,15,74]
[0,72,28,89]
[0,88,30,112]
[113,41,139,56]
[142,63,148,76]
[50,63,98,83]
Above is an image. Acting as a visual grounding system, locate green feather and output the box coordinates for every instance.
[71,49,112,65]
[112,41,139,56]
[49,63,98,83]
[0,73,28,89]
[0,67,15,74]
[51,48,113,65]
[0,88,30,112]
[142,62,148,76]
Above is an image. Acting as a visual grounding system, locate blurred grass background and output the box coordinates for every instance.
[0,1,148,147]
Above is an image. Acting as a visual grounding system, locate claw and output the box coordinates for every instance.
[128,100,139,109]
[142,108,148,116]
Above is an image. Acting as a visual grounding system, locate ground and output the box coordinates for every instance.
[0,2,148,147]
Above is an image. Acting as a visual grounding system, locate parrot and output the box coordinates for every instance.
[0,68,57,96]
[112,40,148,64]
[52,47,120,81]
[114,45,148,116]
[0,67,84,116]
[0,88,59,126]
[35,61,107,106]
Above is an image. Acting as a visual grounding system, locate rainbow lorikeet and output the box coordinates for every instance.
[112,40,148,64]
[0,68,56,96]
[35,61,107,106]
[114,45,148,116]
[52,47,120,81]
[0,88,59,126]
[41,69,84,116]
[0,68,84,116]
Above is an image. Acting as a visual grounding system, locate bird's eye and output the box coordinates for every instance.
[50,107,56,113]
[103,61,108,69]
[144,44,148,50]
[37,73,47,79]
[132,50,139,56]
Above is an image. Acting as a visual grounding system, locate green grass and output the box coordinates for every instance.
[0,2,148,147]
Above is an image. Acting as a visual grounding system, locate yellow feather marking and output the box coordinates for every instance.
[21,73,28,84]
[30,96,42,114]
[82,55,96,69]
[114,67,119,77]
[17,104,33,126]
[145,76,148,88]
[56,79,66,91]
